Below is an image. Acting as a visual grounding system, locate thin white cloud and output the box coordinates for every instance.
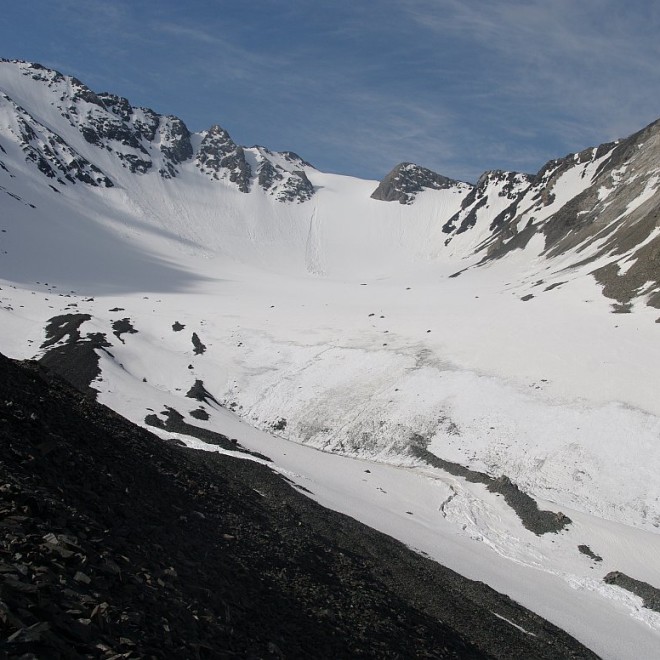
[14,0,660,181]
[398,0,660,147]
[153,23,219,45]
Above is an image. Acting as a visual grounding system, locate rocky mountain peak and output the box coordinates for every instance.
[280,150,315,169]
[192,131,315,201]
[195,125,251,192]
[0,60,315,203]
[250,147,315,203]
[371,162,469,204]
[206,123,232,140]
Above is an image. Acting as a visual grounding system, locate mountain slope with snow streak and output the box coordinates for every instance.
[1,59,660,659]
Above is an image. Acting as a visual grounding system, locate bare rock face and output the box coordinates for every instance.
[252,146,315,203]
[1,91,114,187]
[195,124,252,192]
[158,116,193,178]
[275,169,315,203]
[256,159,282,190]
[442,170,533,236]
[371,162,468,204]
[280,150,314,169]
[194,134,316,201]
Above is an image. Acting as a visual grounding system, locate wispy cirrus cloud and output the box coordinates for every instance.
[153,23,219,45]
[3,0,659,181]
[397,0,660,148]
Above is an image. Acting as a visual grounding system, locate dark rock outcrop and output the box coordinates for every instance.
[185,379,219,406]
[111,318,137,343]
[144,405,269,461]
[195,124,252,192]
[604,571,660,613]
[1,91,113,188]
[254,150,315,202]
[38,314,110,397]
[191,332,206,355]
[276,169,314,203]
[371,162,466,204]
[443,170,533,236]
[410,443,571,535]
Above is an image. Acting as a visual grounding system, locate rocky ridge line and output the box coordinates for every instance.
[0,59,315,202]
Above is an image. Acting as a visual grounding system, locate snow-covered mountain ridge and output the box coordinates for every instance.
[1,60,660,658]
[0,59,313,199]
[1,59,658,306]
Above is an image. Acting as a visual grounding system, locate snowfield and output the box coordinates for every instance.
[1,59,660,659]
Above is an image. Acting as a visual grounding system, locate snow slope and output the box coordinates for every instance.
[1,59,660,658]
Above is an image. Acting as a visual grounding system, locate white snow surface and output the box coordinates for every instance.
[1,60,660,659]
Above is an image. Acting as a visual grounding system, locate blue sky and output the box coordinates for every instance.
[2,1,659,182]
